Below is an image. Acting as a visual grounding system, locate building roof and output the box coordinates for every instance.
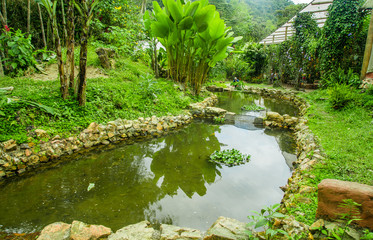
[259,0,334,45]
[363,0,373,8]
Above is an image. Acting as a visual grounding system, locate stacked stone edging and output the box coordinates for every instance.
[0,95,223,183]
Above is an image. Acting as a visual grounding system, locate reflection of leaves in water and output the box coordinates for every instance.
[264,129,296,154]
[151,122,222,198]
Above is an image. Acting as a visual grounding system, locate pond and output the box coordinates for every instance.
[0,92,296,233]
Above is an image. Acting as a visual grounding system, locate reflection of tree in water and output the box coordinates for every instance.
[150,122,222,198]
[264,128,296,154]
[0,123,223,232]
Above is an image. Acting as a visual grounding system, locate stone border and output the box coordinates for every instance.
[0,95,227,183]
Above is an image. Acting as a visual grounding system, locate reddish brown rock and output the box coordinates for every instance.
[37,222,71,240]
[317,179,373,230]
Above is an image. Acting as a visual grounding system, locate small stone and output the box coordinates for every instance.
[157,123,163,131]
[309,219,324,231]
[25,149,32,157]
[102,140,110,145]
[299,186,316,194]
[35,129,48,139]
[107,132,115,138]
[3,139,17,152]
[39,156,48,162]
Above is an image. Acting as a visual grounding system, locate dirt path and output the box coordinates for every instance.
[26,64,108,81]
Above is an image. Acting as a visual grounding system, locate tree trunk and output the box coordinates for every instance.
[37,3,47,49]
[61,0,68,44]
[360,10,373,80]
[2,0,6,25]
[0,54,4,76]
[153,39,159,77]
[52,19,68,99]
[27,0,31,34]
[66,0,75,89]
[77,25,88,106]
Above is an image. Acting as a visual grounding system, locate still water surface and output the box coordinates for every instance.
[0,92,296,233]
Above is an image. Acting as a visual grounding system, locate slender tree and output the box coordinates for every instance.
[27,0,31,34]
[1,0,6,25]
[66,0,75,88]
[74,0,99,106]
[37,3,47,48]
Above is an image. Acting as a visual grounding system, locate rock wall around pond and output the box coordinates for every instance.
[0,95,227,183]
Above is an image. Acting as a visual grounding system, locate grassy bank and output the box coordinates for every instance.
[0,57,202,143]
[284,89,373,227]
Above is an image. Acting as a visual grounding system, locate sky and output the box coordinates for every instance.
[292,0,313,4]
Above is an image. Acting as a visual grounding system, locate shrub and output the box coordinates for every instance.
[0,29,36,76]
[328,84,355,109]
[321,68,361,88]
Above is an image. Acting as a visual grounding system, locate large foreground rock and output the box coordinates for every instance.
[203,216,249,240]
[37,222,71,240]
[160,224,202,240]
[317,179,373,230]
[108,221,158,240]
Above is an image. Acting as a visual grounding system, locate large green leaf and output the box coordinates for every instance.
[168,0,183,23]
[194,5,215,33]
[209,15,225,41]
[185,1,200,17]
[151,22,169,38]
[216,37,234,51]
[153,1,163,15]
[178,16,193,30]
[209,46,228,67]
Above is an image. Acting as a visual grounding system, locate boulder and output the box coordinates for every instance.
[108,221,158,240]
[96,48,115,69]
[160,224,202,240]
[317,179,373,230]
[204,216,248,240]
[266,112,284,123]
[70,220,112,240]
[37,222,71,240]
[3,139,17,152]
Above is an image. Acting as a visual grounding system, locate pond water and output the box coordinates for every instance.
[0,92,296,233]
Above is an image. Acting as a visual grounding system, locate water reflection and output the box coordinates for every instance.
[216,91,299,116]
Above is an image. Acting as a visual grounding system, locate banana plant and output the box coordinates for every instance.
[74,0,99,106]
[148,0,241,95]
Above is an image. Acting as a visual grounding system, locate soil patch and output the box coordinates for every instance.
[26,64,108,81]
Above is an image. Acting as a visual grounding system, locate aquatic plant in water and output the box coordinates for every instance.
[209,149,250,166]
[241,104,265,111]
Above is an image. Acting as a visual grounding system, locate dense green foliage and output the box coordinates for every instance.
[320,0,367,72]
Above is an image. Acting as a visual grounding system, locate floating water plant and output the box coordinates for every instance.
[241,104,265,111]
[209,149,250,167]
